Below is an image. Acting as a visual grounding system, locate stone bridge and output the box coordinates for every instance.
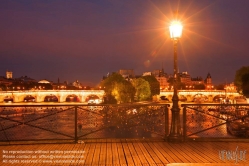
[0,90,105,103]
[0,90,242,103]
[159,90,241,102]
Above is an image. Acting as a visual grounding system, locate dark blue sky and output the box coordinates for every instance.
[0,0,249,86]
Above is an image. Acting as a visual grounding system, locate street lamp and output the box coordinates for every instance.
[168,20,183,142]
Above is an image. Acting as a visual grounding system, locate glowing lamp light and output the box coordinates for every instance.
[169,21,183,39]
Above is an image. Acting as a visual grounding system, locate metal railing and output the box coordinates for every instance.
[0,104,169,143]
[1,103,248,143]
[182,103,249,141]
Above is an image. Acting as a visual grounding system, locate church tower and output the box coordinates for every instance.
[205,72,212,89]
[6,70,13,79]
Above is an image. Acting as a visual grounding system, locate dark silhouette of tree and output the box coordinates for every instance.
[194,84,205,90]
[0,84,7,91]
[234,66,249,93]
[241,73,249,97]
[215,84,225,90]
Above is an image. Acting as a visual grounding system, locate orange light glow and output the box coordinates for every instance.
[169,20,183,39]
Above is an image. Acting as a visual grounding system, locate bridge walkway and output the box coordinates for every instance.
[1,139,249,165]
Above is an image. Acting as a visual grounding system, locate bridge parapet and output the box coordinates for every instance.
[159,90,240,102]
[0,90,105,103]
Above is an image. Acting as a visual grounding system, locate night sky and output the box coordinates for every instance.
[1,0,249,86]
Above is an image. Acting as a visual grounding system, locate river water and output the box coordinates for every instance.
[0,104,166,141]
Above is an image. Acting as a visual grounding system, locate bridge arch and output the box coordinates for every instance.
[168,95,173,101]
[44,94,58,102]
[3,95,14,103]
[191,93,208,103]
[213,94,226,102]
[179,95,187,102]
[85,94,100,102]
[65,94,80,102]
[23,95,36,102]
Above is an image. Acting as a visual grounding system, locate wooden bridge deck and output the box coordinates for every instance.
[1,139,249,166]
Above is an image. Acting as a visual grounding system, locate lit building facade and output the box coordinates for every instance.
[191,77,204,85]
[205,73,213,89]
[72,80,82,89]
[178,72,191,85]
[143,68,169,90]
[6,70,13,79]
[225,82,237,92]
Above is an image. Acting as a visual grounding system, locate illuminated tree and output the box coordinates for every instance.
[100,73,124,94]
[100,73,135,103]
[112,80,135,103]
[132,78,151,101]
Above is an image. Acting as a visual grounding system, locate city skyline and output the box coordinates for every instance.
[1,0,249,86]
[0,68,216,86]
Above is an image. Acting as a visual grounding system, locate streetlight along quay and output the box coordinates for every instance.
[168,20,183,142]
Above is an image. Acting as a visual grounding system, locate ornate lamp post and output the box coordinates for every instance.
[168,20,183,142]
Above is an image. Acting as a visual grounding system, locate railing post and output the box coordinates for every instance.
[183,105,187,141]
[165,104,169,140]
[75,106,78,143]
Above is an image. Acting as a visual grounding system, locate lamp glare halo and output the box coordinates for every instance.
[169,21,183,39]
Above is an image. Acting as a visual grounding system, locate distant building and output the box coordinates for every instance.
[156,76,169,90]
[0,76,12,86]
[178,72,191,85]
[38,79,51,84]
[178,72,214,89]
[152,70,161,77]
[6,70,13,79]
[72,80,82,89]
[16,76,37,83]
[52,79,68,90]
[142,72,152,76]
[118,69,135,80]
[204,73,213,89]
[144,68,169,90]
[225,82,237,92]
[191,76,204,85]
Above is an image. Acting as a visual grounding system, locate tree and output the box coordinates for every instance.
[132,78,151,101]
[142,75,160,97]
[234,66,249,93]
[241,73,249,97]
[194,84,205,90]
[215,84,225,90]
[112,80,135,103]
[100,73,135,103]
[100,73,124,95]
[0,84,7,91]
[103,94,117,104]
[179,82,186,90]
